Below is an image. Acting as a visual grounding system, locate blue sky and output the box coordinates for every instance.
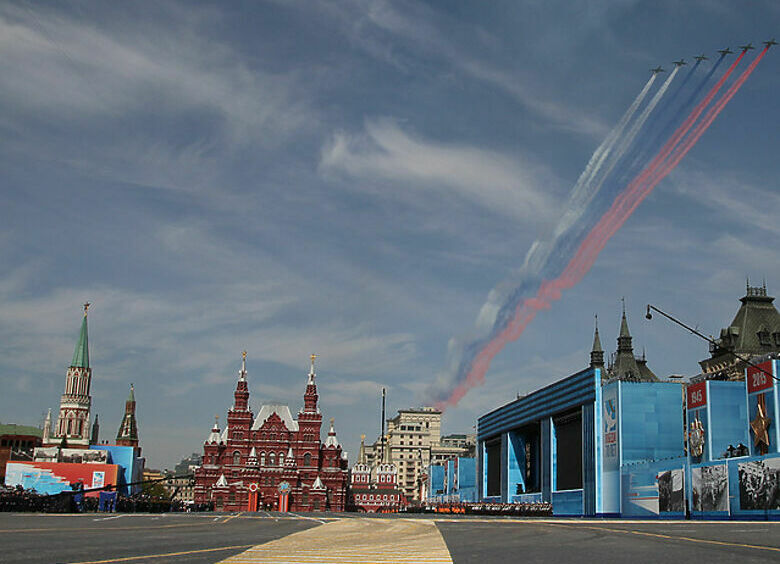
[1,0,778,470]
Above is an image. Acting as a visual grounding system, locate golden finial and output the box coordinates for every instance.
[360,434,366,441]
[83,302,91,316]
[330,417,335,425]
[310,353,318,373]
[242,350,247,360]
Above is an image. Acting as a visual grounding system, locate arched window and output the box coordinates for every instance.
[279,452,285,466]
[233,451,241,465]
[303,453,311,466]
[260,452,266,466]
[269,452,276,466]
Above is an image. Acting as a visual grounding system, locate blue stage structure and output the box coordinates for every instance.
[476,357,780,519]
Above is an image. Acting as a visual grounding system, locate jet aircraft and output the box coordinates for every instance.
[764,38,778,48]
[673,59,687,66]
[739,43,755,51]
[718,47,734,56]
[694,54,708,62]
[651,66,665,74]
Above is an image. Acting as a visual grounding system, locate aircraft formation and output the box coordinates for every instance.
[651,39,775,73]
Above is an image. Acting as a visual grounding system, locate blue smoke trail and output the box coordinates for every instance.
[426,74,673,404]
[616,55,725,189]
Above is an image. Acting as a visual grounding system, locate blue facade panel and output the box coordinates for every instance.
[478,369,598,440]
[620,383,684,464]
[429,465,445,496]
[552,489,583,516]
[708,381,750,460]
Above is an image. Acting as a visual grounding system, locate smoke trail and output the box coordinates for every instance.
[575,67,679,215]
[556,51,749,288]
[649,47,769,194]
[432,49,764,410]
[617,61,703,184]
[432,75,658,389]
[525,74,658,275]
[628,55,726,175]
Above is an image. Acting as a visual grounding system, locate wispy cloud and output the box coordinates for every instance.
[0,3,311,145]
[320,118,559,222]
[314,0,609,136]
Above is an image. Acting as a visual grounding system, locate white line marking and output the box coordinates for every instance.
[92,515,125,522]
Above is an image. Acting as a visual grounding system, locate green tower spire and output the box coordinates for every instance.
[71,303,90,369]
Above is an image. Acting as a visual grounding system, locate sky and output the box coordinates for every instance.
[1,0,779,470]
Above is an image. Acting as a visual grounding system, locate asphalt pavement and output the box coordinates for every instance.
[2,513,780,563]
[0,512,319,564]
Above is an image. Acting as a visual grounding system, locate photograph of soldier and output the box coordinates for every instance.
[657,468,685,512]
[692,464,729,512]
[739,458,780,510]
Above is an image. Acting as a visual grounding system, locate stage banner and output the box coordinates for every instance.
[738,458,780,511]
[691,464,729,513]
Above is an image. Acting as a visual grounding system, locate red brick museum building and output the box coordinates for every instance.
[194,354,349,512]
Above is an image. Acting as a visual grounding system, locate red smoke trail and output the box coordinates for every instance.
[436,49,767,411]
[563,48,764,285]
[650,47,768,190]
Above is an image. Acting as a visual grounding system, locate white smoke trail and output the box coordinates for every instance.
[474,74,660,336]
[431,74,665,400]
[572,66,679,216]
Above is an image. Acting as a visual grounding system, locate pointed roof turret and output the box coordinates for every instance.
[608,302,657,382]
[206,415,221,444]
[71,303,90,369]
[303,354,319,412]
[285,446,296,467]
[325,418,340,448]
[311,476,326,490]
[239,351,247,382]
[358,434,366,464]
[116,383,139,447]
[590,315,605,371]
[215,474,228,488]
[248,446,258,466]
[90,414,100,446]
[308,353,317,385]
[233,352,250,411]
[43,408,52,443]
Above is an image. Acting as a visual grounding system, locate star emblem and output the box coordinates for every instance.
[751,399,771,452]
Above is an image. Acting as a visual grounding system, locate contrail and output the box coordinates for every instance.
[649,47,769,195]
[433,74,659,386]
[523,74,658,275]
[578,66,679,216]
[432,48,765,410]
[617,61,703,184]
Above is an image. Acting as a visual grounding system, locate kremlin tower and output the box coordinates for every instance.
[44,303,94,448]
[116,384,139,447]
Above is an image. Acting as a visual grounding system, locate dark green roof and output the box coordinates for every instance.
[716,286,780,354]
[0,423,42,437]
[71,314,89,368]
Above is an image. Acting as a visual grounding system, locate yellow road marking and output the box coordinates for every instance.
[544,522,780,553]
[64,544,254,563]
[222,511,244,523]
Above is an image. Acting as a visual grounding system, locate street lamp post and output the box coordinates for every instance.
[645,304,777,382]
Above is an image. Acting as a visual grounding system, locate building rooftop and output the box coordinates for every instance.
[0,423,42,437]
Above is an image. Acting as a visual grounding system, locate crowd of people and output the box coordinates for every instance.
[0,485,213,513]
[406,501,553,516]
